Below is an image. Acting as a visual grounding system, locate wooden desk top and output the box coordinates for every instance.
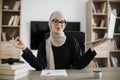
[19,67,120,80]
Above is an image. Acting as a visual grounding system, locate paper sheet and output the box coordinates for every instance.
[41,69,67,76]
[108,12,116,39]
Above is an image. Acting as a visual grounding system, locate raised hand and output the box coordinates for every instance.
[88,38,109,51]
[11,37,26,50]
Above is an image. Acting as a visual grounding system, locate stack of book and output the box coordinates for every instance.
[0,63,29,80]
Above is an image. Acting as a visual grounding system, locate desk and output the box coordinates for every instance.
[19,67,120,80]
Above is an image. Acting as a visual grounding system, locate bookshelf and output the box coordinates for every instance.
[0,0,21,64]
[86,0,120,67]
[109,0,120,67]
[110,51,120,67]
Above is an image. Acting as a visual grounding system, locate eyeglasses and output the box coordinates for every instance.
[52,19,67,26]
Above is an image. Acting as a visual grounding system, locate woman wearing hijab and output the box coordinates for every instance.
[11,11,97,70]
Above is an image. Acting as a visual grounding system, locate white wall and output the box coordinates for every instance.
[20,0,88,69]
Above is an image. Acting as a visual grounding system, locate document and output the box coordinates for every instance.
[41,69,67,76]
[108,12,116,39]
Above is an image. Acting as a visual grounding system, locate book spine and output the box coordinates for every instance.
[0,63,27,70]
[0,71,29,80]
[1,32,7,41]
[0,67,28,75]
[8,16,14,26]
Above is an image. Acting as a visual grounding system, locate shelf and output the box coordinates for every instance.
[87,0,120,68]
[0,0,21,64]
[93,13,107,16]
[114,33,120,35]
[93,58,108,67]
[93,27,107,29]
[110,50,120,53]
[110,51,120,67]
[109,0,120,3]
[93,0,107,2]
[2,25,20,27]
[2,9,20,12]
[116,17,120,19]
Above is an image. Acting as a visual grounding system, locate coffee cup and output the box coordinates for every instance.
[93,68,102,79]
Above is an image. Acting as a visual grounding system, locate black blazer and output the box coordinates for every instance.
[45,31,85,55]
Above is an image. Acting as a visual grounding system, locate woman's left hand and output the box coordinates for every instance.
[89,38,109,50]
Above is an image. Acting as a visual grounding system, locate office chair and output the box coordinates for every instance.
[45,31,85,55]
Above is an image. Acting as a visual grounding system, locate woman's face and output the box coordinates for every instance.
[51,16,66,34]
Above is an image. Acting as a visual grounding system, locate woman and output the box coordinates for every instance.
[11,11,97,70]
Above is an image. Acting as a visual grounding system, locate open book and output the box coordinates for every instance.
[86,12,116,45]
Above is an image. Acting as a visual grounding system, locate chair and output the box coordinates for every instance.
[45,31,85,55]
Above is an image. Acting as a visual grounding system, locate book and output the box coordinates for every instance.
[12,15,20,26]
[91,31,98,41]
[0,63,27,70]
[13,1,20,10]
[100,19,105,27]
[0,71,28,80]
[8,16,15,26]
[92,3,96,13]
[93,61,99,68]
[41,69,67,76]
[92,18,97,27]
[1,32,7,41]
[0,67,28,75]
[101,2,106,13]
[110,54,119,67]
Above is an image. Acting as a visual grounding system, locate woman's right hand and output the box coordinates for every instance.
[11,37,26,50]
